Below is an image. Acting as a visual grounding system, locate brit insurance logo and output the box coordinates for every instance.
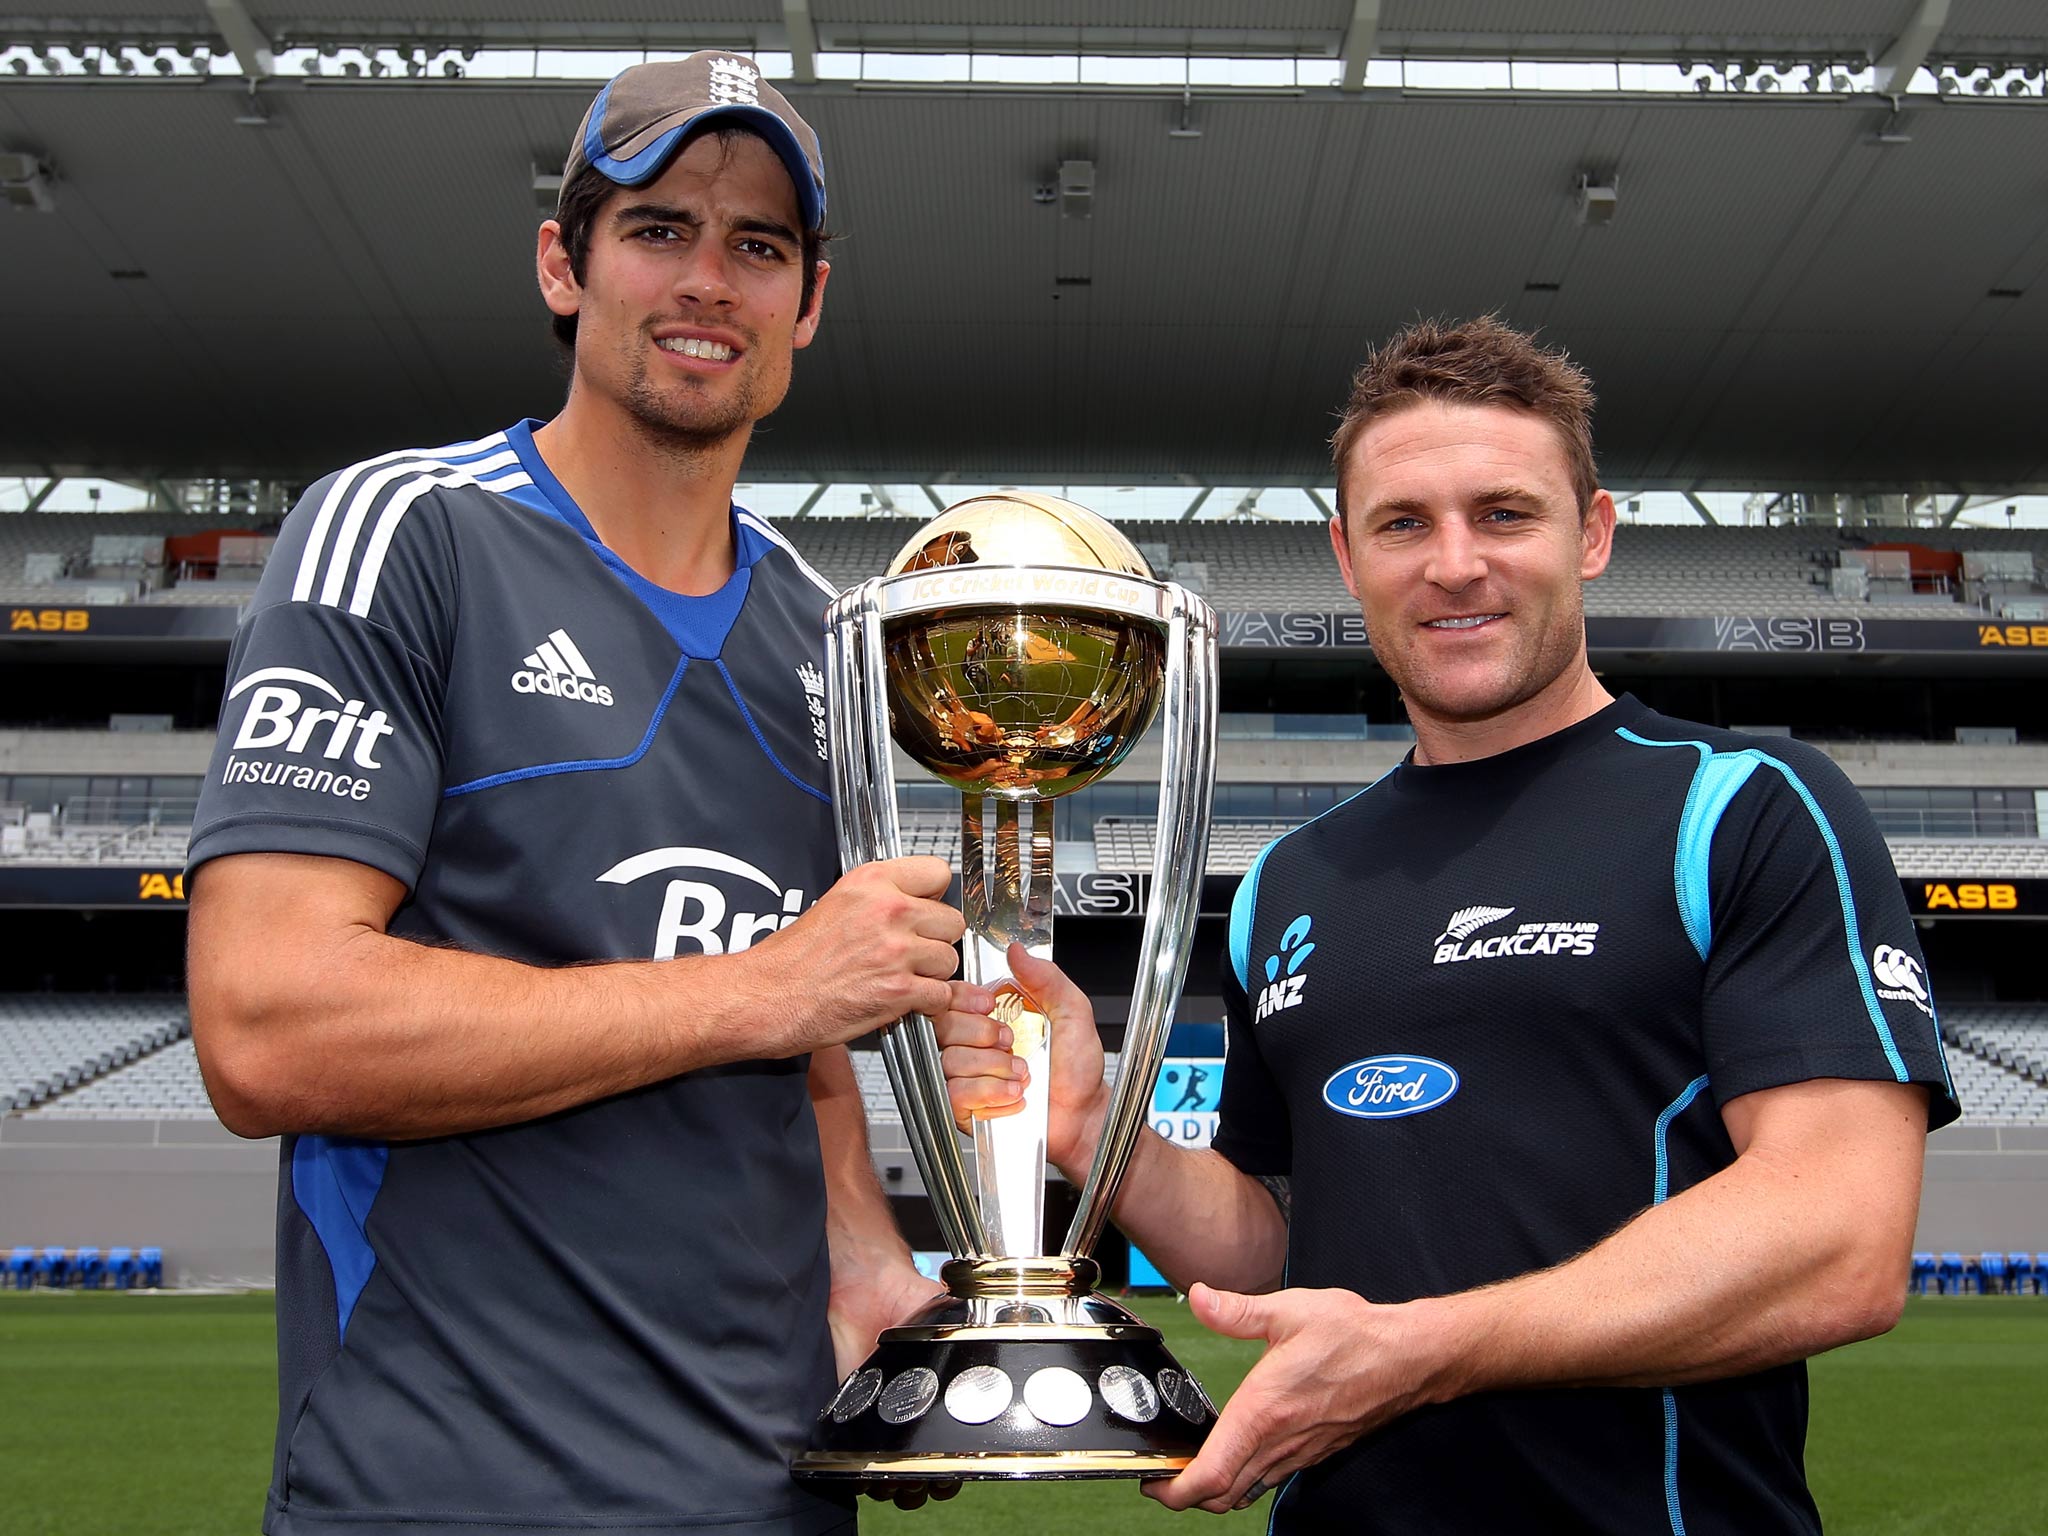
[797,662,828,760]
[219,665,393,803]
[513,628,614,707]
[1432,903,1599,965]
[1322,1054,1461,1120]
[1872,944,1934,1017]
[597,847,813,960]
[1253,914,1315,1022]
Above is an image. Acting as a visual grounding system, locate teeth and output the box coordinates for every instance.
[1427,615,1500,629]
[658,337,733,361]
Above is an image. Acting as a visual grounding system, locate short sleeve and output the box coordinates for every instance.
[1700,745,1957,1128]
[1211,938,1293,1175]
[187,472,454,891]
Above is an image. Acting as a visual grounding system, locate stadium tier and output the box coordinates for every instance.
[10,510,2047,618]
[0,994,189,1111]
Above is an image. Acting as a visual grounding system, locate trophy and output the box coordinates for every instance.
[794,493,1219,1484]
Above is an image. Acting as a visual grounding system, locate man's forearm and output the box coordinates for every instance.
[811,1045,913,1270]
[193,912,757,1141]
[1071,1128,1287,1296]
[1417,1082,1927,1403]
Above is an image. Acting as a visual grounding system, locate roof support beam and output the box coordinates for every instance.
[793,483,828,518]
[1683,491,1719,526]
[1338,0,1382,92]
[783,0,817,86]
[1303,487,1334,520]
[1178,487,1212,522]
[1875,0,1948,97]
[24,477,61,512]
[920,484,947,513]
[1941,493,1968,527]
[205,0,275,79]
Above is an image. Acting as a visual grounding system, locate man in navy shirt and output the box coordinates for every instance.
[939,317,1954,1533]
[189,54,951,1536]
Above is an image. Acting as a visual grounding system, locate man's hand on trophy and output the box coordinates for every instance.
[1140,1282,1457,1515]
[935,942,1112,1178]
[736,857,964,1054]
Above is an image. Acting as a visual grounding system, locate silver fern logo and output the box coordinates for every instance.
[1435,905,1515,945]
[1433,904,1599,965]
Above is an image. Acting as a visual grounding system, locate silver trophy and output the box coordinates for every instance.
[794,493,1219,1484]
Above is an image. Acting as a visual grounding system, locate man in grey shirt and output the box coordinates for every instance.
[188,54,949,1536]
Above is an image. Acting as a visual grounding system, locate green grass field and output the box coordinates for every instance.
[3,1294,2044,1534]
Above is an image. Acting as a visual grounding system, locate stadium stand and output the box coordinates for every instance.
[23,1035,216,1120]
[1890,842,2048,878]
[1941,1008,2048,1126]
[0,510,275,606]
[0,995,189,1110]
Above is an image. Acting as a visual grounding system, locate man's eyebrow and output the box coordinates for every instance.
[1468,485,1544,507]
[611,202,700,229]
[732,215,801,246]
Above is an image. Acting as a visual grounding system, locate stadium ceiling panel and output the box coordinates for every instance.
[2,9,2045,490]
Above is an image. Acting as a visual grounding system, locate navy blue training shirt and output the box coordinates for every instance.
[190,422,853,1536]
[1212,695,1956,1536]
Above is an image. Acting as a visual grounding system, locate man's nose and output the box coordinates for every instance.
[673,241,738,307]
[1424,523,1487,591]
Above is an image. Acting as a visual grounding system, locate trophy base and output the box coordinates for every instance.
[793,1261,1215,1486]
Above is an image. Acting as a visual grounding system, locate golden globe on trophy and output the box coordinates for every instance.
[793,493,1219,1485]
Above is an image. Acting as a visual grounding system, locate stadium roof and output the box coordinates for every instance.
[2,2,2046,490]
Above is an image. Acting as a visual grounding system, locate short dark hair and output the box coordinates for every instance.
[1330,315,1598,520]
[548,125,831,352]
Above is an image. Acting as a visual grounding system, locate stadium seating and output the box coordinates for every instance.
[7,1246,32,1288]
[1890,842,2048,879]
[0,995,190,1111]
[1978,1252,2008,1294]
[1939,1251,1966,1294]
[138,1247,164,1287]
[36,1246,69,1286]
[1911,1252,1936,1294]
[72,1245,104,1289]
[23,1036,217,1119]
[106,1246,136,1289]
[1942,1010,2048,1125]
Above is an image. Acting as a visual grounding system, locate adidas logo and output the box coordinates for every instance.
[512,628,614,707]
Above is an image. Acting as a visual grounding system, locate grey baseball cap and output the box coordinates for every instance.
[563,51,826,232]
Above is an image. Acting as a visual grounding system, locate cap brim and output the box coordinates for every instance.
[585,99,825,232]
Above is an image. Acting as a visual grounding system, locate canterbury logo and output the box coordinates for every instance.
[513,628,614,707]
[1435,906,1515,945]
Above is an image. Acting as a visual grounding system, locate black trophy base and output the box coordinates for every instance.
[793,1259,1215,1484]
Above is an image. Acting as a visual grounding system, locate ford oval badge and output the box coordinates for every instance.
[1321,1055,1460,1119]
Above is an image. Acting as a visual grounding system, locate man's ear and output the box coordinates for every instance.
[794,260,831,350]
[1580,489,1617,581]
[1328,510,1361,602]
[537,220,581,320]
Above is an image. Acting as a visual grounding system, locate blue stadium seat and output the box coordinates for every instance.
[72,1245,104,1290]
[1910,1252,1936,1295]
[137,1246,163,1288]
[1938,1251,1964,1294]
[36,1246,69,1288]
[6,1246,33,1288]
[1978,1252,2007,1295]
[2009,1253,2036,1296]
[2036,1254,2048,1296]
[106,1246,136,1289]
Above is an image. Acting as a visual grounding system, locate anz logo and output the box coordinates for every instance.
[1322,1055,1461,1120]
[1253,914,1315,1022]
[597,847,811,959]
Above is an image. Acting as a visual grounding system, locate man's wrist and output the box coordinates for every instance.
[1051,1084,1114,1184]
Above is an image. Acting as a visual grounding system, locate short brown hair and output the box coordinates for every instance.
[548,126,831,352]
[1330,315,1598,519]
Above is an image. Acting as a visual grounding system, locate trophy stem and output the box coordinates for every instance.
[960,793,1054,1259]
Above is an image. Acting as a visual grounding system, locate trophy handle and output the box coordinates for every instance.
[1062,589,1218,1259]
[826,582,989,1260]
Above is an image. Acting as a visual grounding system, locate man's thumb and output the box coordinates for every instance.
[1190,1281,1271,1341]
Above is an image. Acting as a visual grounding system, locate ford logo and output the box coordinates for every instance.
[1321,1055,1460,1119]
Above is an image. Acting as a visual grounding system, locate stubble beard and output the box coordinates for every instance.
[1374,583,1589,727]
[619,350,762,461]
